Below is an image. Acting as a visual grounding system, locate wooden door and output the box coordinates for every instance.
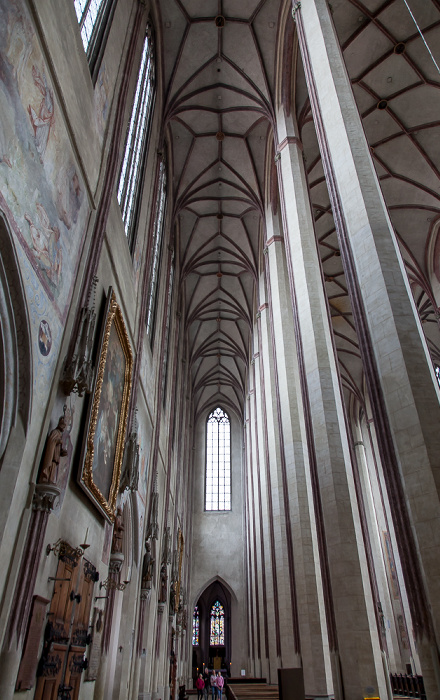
[34,546,97,699]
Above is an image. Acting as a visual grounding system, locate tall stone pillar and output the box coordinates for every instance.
[276,110,387,699]
[244,394,262,679]
[251,316,279,682]
[294,2,440,695]
[257,273,300,671]
[263,205,333,696]
[0,482,60,700]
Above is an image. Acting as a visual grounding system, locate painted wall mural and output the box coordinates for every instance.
[0,0,90,325]
[94,61,110,144]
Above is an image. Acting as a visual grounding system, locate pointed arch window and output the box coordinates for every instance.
[192,605,199,646]
[210,601,225,646]
[74,0,116,78]
[205,407,231,511]
[145,157,167,341]
[117,27,156,248]
[161,252,175,405]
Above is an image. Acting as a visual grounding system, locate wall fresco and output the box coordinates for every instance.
[94,61,110,145]
[14,240,62,401]
[0,0,90,328]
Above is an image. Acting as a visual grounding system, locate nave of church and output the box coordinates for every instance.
[0,0,440,699]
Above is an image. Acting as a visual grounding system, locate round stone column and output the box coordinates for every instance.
[293,1,440,695]
[276,106,387,700]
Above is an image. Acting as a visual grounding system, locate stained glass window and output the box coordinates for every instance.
[192,605,199,646]
[210,601,225,646]
[73,0,116,77]
[205,408,231,511]
[118,28,156,247]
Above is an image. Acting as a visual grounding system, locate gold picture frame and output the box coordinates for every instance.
[79,288,133,521]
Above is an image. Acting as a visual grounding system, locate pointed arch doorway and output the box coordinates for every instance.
[192,580,231,675]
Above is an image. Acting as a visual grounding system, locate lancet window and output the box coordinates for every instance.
[192,605,199,646]
[74,0,116,78]
[161,253,175,404]
[117,27,156,247]
[210,600,225,646]
[205,408,231,512]
[145,157,167,340]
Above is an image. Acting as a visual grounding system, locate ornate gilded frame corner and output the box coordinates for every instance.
[79,288,133,522]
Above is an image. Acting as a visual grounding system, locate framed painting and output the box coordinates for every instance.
[79,288,133,521]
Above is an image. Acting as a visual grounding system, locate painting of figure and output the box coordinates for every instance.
[28,64,54,160]
[79,289,133,521]
[92,322,126,500]
[24,202,62,287]
[0,0,89,322]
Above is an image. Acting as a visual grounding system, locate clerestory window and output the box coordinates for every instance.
[117,27,156,249]
[161,252,175,405]
[145,157,167,341]
[73,0,117,80]
[205,407,231,511]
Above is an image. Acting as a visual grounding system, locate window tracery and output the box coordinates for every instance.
[210,600,224,646]
[74,0,116,77]
[192,605,199,646]
[161,253,175,403]
[145,157,167,339]
[205,408,231,511]
[117,27,156,247]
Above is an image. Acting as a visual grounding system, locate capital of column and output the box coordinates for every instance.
[109,551,125,575]
[140,588,151,602]
[32,483,61,512]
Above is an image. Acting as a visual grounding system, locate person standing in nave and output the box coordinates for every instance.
[210,670,217,700]
[216,672,224,700]
[196,673,205,700]
[203,667,210,700]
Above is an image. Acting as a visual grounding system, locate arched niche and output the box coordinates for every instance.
[0,212,33,549]
[191,577,236,676]
[0,211,32,463]
[120,493,137,583]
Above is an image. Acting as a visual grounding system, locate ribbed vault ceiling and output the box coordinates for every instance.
[160,0,278,421]
[298,0,440,408]
[157,0,440,421]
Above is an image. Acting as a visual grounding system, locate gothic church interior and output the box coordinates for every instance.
[0,0,440,699]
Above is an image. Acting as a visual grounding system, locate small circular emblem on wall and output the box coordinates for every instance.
[38,319,52,356]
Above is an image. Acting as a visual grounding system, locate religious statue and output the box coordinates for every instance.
[159,563,168,603]
[141,539,155,587]
[147,491,159,540]
[169,581,176,614]
[111,507,124,554]
[39,415,67,484]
